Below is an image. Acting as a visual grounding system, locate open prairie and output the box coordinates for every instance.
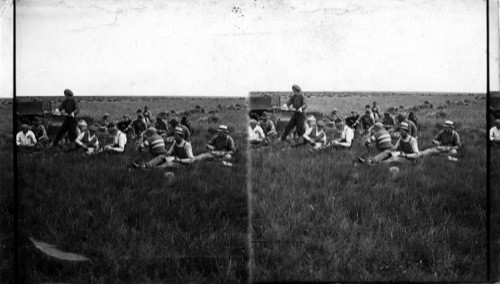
[251,92,487,282]
[10,96,248,282]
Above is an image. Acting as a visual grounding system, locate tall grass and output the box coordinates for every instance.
[15,97,248,282]
[251,97,486,281]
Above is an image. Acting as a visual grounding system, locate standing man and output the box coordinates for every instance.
[52,89,80,149]
[280,84,307,142]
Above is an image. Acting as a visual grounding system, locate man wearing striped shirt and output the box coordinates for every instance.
[364,122,393,153]
[139,127,167,157]
[360,122,419,164]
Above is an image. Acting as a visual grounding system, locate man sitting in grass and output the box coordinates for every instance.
[138,127,167,157]
[154,116,169,135]
[103,122,127,154]
[97,113,110,131]
[359,122,419,164]
[167,117,191,143]
[345,110,360,131]
[395,113,418,139]
[357,109,375,136]
[490,119,500,147]
[131,110,148,140]
[364,122,393,153]
[249,119,266,146]
[135,126,195,169]
[195,125,235,161]
[16,124,37,150]
[75,125,99,155]
[31,117,49,148]
[302,118,327,149]
[382,112,396,132]
[327,118,354,149]
[420,120,461,157]
[258,112,277,143]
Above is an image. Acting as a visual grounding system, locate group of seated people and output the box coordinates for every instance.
[16,108,236,169]
[248,104,463,164]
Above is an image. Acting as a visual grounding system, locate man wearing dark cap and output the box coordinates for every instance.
[420,120,461,156]
[357,109,375,136]
[75,125,99,155]
[103,122,127,154]
[131,109,148,139]
[52,89,80,149]
[258,111,277,142]
[382,112,396,132]
[280,84,308,142]
[154,116,169,135]
[31,117,49,147]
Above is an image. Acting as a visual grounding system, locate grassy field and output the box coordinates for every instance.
[12,97,248,282]
[251,93,487,281]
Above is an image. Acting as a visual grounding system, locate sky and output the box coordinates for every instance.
[0,0,493,97]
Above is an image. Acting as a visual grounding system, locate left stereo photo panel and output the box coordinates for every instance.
[14,95,249,282]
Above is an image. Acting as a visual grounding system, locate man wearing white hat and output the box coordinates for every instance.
[490,119,500,147]
[196,125,235,161]
[420,120,461,156]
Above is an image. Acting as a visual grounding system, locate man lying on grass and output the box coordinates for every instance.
[195,125,235,161]
[420,120,461,157]
[359,122,419,164]
[133,126,195,169]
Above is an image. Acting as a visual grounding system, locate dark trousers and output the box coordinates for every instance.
[53,116,78,146]
[280,112,306,141]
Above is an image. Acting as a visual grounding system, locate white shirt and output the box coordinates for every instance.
[248,125,265,141]
[107,130,127,152]
[76,131,100,148]
[334,125,354,147]
[16,130,37,146]
[490,126,500,141]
